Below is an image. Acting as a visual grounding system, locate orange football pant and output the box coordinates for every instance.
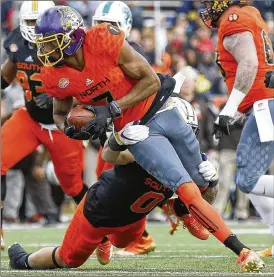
[1,108,84,197]
[59,195,146,267]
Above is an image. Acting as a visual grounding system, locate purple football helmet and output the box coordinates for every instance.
[35,6,85,66]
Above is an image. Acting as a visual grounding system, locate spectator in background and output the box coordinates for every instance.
[128,28,142,45]
[214,115,249,221]
[142,28,171,74]
[184,48,198,68]
[1,1,13,36]
[198,51,218,85]
[178,66,216,154]
[128,1,144,30]
[196,27,215,53]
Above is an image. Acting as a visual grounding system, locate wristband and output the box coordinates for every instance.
[109,101,121,118]
[108,134,127,151]
[220,88,246,117]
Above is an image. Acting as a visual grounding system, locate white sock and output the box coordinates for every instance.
[248,194,274,236]
[250,175,274,198]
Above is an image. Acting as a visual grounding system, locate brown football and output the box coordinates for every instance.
[67,105,95,130]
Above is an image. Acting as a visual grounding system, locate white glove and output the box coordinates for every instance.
[114,121,149,146]
[199,160,218,182]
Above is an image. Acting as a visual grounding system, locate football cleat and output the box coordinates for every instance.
[115,235,156,256]
[257,246,273,258]
[8,243,31,269]
[1,229,5,251]
[181,215,210,240]
[162,199,181,235]
[237,248,265,273]
[96,239,113,265]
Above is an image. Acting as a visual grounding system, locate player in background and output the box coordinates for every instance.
[200,0,274,257]
[8,99,258,271]
[255,71,274,258]
[35,6,265,272]
[92,1,183,256]
[0,1,87,250]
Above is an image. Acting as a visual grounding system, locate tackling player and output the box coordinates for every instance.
[0,1,87,249]
[35,6,265,271]
[199,0,274,257]
[8,99,261,271]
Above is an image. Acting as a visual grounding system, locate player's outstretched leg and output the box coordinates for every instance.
[9,243,66,269]
[177,182,265,272]
[8,196,108,270]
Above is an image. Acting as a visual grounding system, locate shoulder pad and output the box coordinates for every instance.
[128,41,146,59]
[3,27,22,62]
[3,27,22,52]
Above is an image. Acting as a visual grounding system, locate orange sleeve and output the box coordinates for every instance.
[219,8,255,41]
[86,23,125,65]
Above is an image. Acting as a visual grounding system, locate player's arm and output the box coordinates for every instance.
[53,97,73,132]
[223,31,258,96]
[116,40,161,111]
[1,58,17,90]
[102,121,149,164]
[214,31,258,138]
[102,141,135,165]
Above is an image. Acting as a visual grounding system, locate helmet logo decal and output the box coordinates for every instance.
[108,24,120,35]
[123,7,131,25]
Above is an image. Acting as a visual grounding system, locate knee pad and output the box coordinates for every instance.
[1,175,7,201]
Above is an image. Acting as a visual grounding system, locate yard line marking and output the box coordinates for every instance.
[2,269,273,276]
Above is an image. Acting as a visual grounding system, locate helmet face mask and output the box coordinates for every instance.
[172,97,200,137]
[19,1,55,43]
[36,33,69,67]
[35,6,85,67]
[200,0,235,28]
[92,1,133,38]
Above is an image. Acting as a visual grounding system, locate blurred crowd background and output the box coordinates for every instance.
[1,1,274,225]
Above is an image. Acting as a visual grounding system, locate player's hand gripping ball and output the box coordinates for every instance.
[66,105,96,130]
[65,105,97,140]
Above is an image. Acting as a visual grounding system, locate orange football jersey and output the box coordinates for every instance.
[216,6,274,113]
[41,23,156,130]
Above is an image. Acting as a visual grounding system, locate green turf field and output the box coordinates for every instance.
[1,222,273,276]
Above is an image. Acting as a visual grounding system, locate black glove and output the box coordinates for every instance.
[35,94,53,109]
[64,124,94,140]
[213,115,231,139]
[265,71,274,89]
[85,102,121,140]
